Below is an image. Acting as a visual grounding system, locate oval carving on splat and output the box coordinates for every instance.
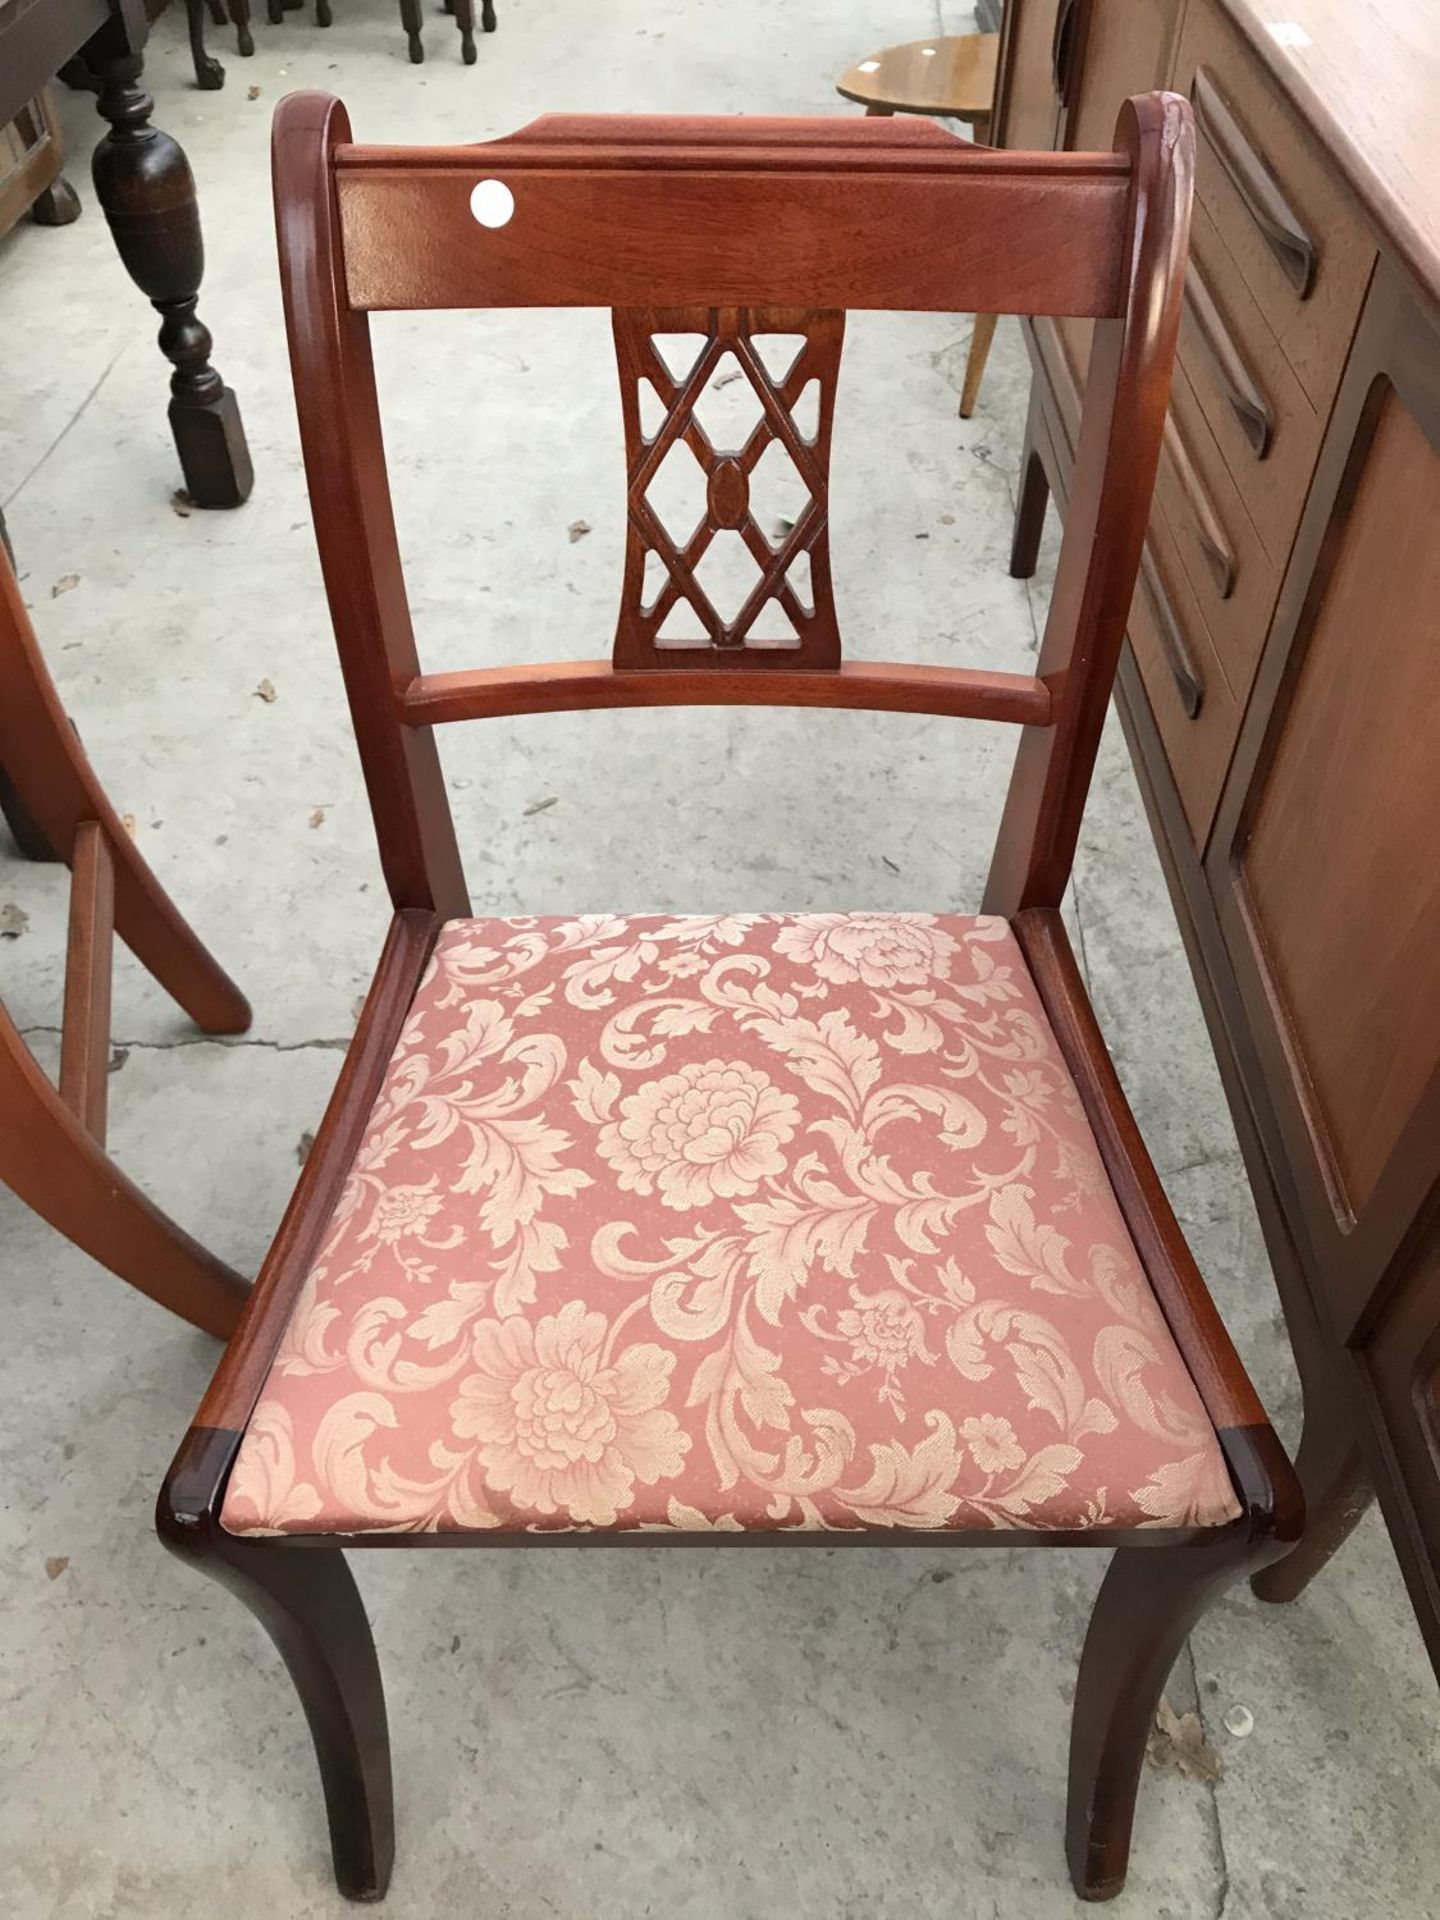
[707,458,749,530]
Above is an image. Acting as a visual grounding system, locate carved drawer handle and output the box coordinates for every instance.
[1191,69,1318,299]
[1138,547,1204,719]
[1183,264,1274,459]
[1163,414,1236,599]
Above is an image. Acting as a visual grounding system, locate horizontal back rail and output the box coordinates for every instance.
[399,661,1053,727]
[335,118,1131,316]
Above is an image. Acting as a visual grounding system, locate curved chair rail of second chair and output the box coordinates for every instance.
[156,88,1302,1908]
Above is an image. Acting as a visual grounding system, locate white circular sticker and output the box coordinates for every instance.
[469,179,515,229]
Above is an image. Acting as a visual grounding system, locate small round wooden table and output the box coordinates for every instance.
[835,34,1001,417]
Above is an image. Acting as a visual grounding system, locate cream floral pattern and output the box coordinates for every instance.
[598,1059,800,1209]
[221,914,1240,1537]
[452,1301,688,1526]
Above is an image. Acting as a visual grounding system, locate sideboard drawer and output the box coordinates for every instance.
[1179,198,1323,570]
[1171,0,1376,412]
[1127,509,1240,849]
[1155,357,1281,706]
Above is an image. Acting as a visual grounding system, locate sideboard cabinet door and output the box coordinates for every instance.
[1204,261,1439,1386]
[1204,262,1440,1649]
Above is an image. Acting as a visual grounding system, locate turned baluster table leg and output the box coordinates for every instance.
[87,52,253,509]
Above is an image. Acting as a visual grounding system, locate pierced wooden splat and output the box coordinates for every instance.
[612,304,843,669]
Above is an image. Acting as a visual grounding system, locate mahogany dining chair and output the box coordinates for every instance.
[157,90,1301,1903]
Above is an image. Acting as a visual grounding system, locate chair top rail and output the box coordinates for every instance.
[336,111,1133,172]
[333,114,1133,316]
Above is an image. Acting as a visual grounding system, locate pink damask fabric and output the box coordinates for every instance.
[222,913,1239,1537]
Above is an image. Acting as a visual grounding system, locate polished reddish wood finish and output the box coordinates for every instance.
[158,91,1298,1906]
[335,117,1132,318]
[399,660,1053,726]
[58,819,114,1141]
[0,554,251,1337]
[612,303,843,666]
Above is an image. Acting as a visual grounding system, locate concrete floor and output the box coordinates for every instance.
[1,1,1436,1913]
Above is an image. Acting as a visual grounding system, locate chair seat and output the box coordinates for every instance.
[222,913,1240,1539]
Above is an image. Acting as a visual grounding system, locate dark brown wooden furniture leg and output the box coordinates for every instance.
[1252,1430,1369,1604]
[1251,1309,1373,1604]
[30,174,81,223]
[480,0,496,31]
[398,0,424,64]
[452,0,476,64]
[1010,393,1051,579]
[227,0,255,58]
[184,0,225,90]
[86,49,253,507]
[160,1430,394,1902]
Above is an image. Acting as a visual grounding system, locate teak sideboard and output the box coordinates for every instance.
[994,0,1440,1672]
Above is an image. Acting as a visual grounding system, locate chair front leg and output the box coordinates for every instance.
[159,1431,394,1902]
[1067,1525,1284,1901]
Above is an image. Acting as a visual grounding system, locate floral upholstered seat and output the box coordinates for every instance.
[222,913,1240,1538]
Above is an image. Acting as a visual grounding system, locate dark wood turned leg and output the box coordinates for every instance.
[1251,1419,1371,1604]
[316,0,333,26]
[1067,1533,1279,1900]
[30,175,83,224]
[89,57,253,510]
[267,0,283,21]
[398,0,424,62]
[159,1432,395,1903]
[1010,394,1051,579]
[184,0,226,89]
[229,0,255,57]
[481,0,496,29]
[453,0,476,62]
[207,0,228,22]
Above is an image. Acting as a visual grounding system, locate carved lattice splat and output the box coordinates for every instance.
[612,305,844,669]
